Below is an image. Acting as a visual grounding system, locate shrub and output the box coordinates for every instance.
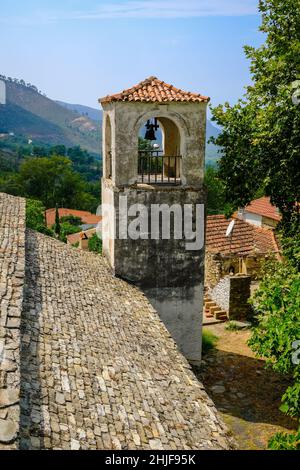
[202,329,218,355]
[88,234,102,254]
[249,258,300,449]
[26,199,54,236]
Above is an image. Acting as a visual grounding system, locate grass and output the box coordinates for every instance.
[202,328,219,355]
[225,321,241,332]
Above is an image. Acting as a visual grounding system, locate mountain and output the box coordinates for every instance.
[0,79,101,155]
[56,101,102,123]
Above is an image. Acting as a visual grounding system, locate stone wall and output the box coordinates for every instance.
[209,276,230,312]
[103,183,206,364]
[209,275,252,321]
[205,252,270,288]
[0,193,25,448]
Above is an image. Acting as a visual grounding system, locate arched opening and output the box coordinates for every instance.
[138,116,181,185]
[104,115,112,179]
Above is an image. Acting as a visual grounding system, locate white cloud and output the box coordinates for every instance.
[70,1,258,20]
[0,1,259,26]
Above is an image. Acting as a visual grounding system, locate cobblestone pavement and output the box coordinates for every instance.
[0,193,25,449]
[18,226,234,450]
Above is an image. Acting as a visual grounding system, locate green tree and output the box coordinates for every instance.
[204,165,232,215]
[88,234,102,254]
[249,256,300,449]
[17,156,98,211]
[60,215,83,226]
[54,206,61,236]
[58,222,81,243]
[211,0,300,234]
[209,0,300,448]
[26,199,53,236]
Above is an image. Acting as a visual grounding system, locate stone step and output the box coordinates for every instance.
[209,305,221,315]
[205,312,214,318]
[205,301,217,309]
[215,310,228,320]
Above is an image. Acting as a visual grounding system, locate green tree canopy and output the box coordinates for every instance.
[18,156,98,211]
[211,0,300,234]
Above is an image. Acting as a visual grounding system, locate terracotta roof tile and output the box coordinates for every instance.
[244,197,282,222]
[206,215,280,257]
[46,208,102,228]
[99,77,210,104]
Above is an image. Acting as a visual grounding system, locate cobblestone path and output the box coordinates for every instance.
[19,228,234,450]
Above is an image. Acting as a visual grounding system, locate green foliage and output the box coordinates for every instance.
[88,234,102,254]
[204,165,233,215]
[2,155,99,212]
[248,255,300,448]
[225,321,242,332]
[60,215,83,226]
[268,428,300,451]
[202,329,218,355]
[210,0,300,232]
[58,222,81,243]
[26,199,53,236]
[54,206,61,235]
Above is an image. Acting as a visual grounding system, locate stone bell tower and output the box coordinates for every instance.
[99,77,209,363]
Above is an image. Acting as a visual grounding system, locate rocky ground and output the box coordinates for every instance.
[194,323,297,450]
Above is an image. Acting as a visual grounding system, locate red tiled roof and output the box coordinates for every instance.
[46,208,101,228]
[99,77,210,104]
[206,215,280,257]
[244,197,282,222]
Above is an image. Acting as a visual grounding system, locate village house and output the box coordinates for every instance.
[235,196,281,230]
[205,214,281,288]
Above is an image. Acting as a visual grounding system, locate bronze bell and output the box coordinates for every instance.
[144,119,159,141]
[145,125,156,141]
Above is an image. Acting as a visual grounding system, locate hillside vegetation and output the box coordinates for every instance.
[0,78,101,155]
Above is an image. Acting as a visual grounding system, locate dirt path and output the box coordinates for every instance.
[194,323,297,450]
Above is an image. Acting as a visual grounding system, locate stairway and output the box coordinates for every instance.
[204,294,228,322]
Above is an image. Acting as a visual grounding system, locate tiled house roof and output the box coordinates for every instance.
[244,197,282,222]
[46,208,101,228]
[99,76,210,104]
[206,215,280,257]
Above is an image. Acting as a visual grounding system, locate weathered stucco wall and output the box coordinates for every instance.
[102,101,207,187]
[102,181,206,363]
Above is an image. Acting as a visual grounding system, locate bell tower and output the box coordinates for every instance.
[99,77,209,364]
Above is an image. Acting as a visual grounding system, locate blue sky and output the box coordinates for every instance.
[0,1,263,110]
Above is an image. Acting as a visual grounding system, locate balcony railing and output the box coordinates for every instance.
[138,150,182,185]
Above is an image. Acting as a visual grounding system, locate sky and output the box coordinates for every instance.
[0,0,263,111]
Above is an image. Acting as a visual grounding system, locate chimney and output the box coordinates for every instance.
[79,232,89,251]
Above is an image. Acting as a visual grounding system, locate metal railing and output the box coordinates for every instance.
[138,150,182,185]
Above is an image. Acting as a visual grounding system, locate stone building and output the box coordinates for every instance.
[205,215,281,288]
[99,77,209,364]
